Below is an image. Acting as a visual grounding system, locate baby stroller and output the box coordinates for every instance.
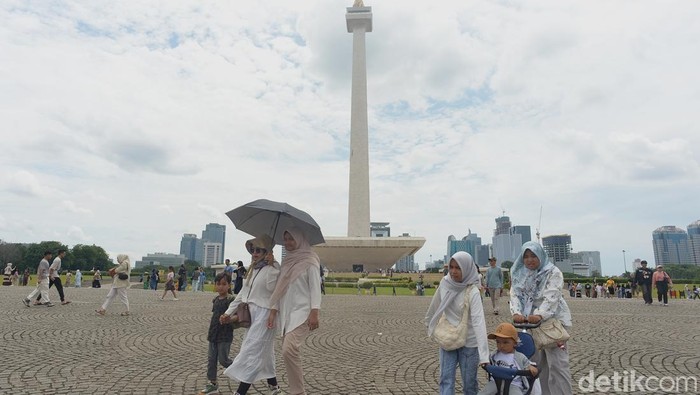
[482,322,541,395]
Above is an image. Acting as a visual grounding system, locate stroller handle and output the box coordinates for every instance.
[513,321,541,329]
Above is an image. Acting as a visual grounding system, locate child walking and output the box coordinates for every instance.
[199,273,235,395]
[478,323,538,395]
[161,266,178,300]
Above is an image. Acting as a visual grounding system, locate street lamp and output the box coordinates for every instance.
[622,249,627,276]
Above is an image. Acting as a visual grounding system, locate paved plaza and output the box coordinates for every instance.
[2,284,699,394]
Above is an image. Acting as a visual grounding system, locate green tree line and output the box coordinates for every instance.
[0,241,112,272]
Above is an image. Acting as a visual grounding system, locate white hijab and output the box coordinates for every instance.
[426,251,479,336]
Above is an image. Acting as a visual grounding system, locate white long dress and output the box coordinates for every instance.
[223,263,280,383]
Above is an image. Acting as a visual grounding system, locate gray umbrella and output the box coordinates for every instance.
[226,199,325,246]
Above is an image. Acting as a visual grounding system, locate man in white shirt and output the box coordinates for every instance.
[23,251,54,307]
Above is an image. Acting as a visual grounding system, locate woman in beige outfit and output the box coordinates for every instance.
[96,254,131,316]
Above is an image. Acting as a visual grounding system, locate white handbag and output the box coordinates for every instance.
[431,286,472,351]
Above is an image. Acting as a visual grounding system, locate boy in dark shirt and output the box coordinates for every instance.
[199,273,234,395]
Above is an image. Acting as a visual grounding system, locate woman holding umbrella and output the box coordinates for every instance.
[267,227,322,395]
[220,235,282,395]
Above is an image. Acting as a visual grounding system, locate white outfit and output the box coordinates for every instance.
[275,264,322,335]
[49,257,62,279]
[427,285,490,364]
[101,258,131,311]
[223,262,280,383]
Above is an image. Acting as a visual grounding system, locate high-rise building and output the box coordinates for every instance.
[511,226,532,244]
[652,226,691,265]
[180,234,198,261]
[492,233,522,264]
[494,216,512,236]
[447,235,474,258]
[202,242,223,267]
[688,220,700,265]
[202,223,226,260]
[542,234,572,263]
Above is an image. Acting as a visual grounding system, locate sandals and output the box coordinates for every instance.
[95,309,105,316]
[120,311,130,316]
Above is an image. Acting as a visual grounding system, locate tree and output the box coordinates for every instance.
[21,241,67,268]
[0,242,23,268]
[500,261,514,269]
[69,244,111,271]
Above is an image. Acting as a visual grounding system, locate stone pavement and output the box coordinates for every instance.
[2,285,699,394]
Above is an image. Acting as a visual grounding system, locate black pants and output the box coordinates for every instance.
[641,283,652,304]
[37,277,66,302]
[656,282,668,304]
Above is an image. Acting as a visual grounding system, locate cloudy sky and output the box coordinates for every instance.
[2,0,699,275]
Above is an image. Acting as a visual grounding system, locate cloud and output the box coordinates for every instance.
[1,0,699,275]
[62,200,93,215]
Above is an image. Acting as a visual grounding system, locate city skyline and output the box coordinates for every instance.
[1,1,698,276]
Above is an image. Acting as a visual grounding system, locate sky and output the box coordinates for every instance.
[1,0,699,276]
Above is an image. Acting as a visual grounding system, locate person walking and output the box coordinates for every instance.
[224,259,235,294]
[221,235,282,395]
[485,257,504,315]
[37,249,70,305]
[634,260,654,305]
[197,272,235,395]
[233,261,246,295]
[95,254,131,316]
[23,251,54,307]
[161,266,178,300]
[22,268,30,286]
[149,267,159,291]
[652,265,672,306]
[425,251,489,394]
[65,271,72,287]
[199,269,206,291]
[268,227,322,395]
[510,241,572,394]
[74,269,82,288]
[192,267,201,293]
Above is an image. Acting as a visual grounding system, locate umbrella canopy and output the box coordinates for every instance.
[226,199,325,246]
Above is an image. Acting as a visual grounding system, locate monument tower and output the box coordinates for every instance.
[346,1,372,237]
[313,1,425,272]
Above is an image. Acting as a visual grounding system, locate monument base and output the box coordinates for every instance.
[313,236,425,272]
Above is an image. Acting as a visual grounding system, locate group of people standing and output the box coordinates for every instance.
[426,241,572,395]
[201,227,322,395]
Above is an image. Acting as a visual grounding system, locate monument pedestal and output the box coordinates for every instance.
[314,236,425,272]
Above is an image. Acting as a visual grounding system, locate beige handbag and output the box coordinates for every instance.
[531,318,570,350]
[431,286,472,351]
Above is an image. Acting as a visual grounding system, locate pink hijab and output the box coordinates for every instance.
[269,227,320,307]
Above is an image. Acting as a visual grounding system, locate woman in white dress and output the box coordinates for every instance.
[221,235,282,395]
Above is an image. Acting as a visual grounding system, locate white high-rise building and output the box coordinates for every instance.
[202,242,222,267]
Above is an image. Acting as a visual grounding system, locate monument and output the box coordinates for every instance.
[313,2,425,272]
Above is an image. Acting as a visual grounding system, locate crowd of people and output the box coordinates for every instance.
[10,235,700,394]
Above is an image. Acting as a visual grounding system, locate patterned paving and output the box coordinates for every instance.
[2,284,699,394]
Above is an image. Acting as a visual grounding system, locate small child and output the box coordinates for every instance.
[199,273,234,395]
[479,323,538,395]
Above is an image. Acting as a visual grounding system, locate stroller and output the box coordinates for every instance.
[481,322,541,395]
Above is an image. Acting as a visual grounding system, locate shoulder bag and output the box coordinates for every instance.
[431,285,473,351]
[531,318,570,350]
[232,267,262,329]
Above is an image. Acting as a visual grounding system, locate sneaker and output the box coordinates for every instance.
[22,298,30,307]
[269,385,282,395]
[664,303,668,306]
[44,302,55,307]
[173,298,179,301]
[61,300,71,305]
[199,382,219,394]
